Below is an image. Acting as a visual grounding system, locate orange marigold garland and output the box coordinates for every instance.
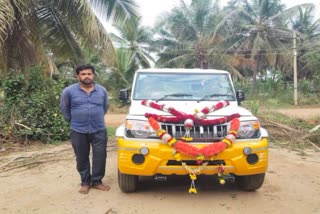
[144,100,240,193]
[148,117,240,158]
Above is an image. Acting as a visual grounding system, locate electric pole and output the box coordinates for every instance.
[293,31,298,105]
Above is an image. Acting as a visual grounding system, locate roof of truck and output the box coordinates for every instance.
[136,68,230,74]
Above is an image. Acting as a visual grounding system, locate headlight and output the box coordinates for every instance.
[237,120,260,139]
[125,119,157,138]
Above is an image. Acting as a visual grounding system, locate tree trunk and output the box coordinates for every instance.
[251,60,259,96]
[201,60,208,69]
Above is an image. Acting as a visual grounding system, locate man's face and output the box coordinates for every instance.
[77,68,94,85]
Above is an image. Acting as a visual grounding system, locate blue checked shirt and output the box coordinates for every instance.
[60,83,109,134]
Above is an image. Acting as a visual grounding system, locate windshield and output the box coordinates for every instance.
[132,72,236,101]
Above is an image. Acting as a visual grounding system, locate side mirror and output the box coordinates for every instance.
[118,88,130,102]
[236,90,245,105]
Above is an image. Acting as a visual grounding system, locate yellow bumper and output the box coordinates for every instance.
[117,137,268,176]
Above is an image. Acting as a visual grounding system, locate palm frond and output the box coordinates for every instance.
[269,3,315,23]
[89,0,139,24]
[0,1,15,46]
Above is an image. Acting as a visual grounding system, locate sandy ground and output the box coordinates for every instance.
[275,106,320,122]
[0,109,319,214]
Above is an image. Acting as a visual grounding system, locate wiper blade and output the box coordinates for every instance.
[156,93,192,102]
[198,94,234,102]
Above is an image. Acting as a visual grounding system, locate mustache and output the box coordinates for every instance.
[80,78,93,84]
[82,77,93,81]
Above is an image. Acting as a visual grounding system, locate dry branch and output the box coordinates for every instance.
[0,158,72,173]
[305,139,320,152]
[0,148,73,173]
[310,124,320,133]
[0,155,33,169]
[263,119,305,134]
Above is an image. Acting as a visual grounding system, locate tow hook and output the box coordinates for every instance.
[154,175,167,181]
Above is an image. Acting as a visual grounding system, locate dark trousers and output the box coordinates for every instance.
[70,129,107,186]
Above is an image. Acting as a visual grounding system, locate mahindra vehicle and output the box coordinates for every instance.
[116,68,268,193]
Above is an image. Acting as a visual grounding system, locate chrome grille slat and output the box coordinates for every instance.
[172,125,176,137]
[161,123,228,142]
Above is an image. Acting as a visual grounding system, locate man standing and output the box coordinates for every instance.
[60,64,110,194]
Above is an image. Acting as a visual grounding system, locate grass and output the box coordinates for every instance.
[258,111,313,130]
[241,98,320,152]
[258,110,320,152]
[107,126,118,142]
[108,99,129,113]
[242,98,292,112]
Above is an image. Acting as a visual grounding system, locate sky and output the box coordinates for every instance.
[135,0,320,27]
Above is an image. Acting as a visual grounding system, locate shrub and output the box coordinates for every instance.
[234,76,319,105]
[0,67,70,143]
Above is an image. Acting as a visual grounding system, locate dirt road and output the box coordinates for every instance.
[0,110,319,214]
[275,106,320,123]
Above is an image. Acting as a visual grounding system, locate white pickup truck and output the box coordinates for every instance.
[116,68,268,193]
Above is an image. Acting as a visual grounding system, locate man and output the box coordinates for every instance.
[60,64,110,194]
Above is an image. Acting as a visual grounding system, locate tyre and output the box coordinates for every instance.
[236,173,265,191]
[118,170,138,193]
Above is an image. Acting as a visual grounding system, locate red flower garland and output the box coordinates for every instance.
[142,100,240,125]
[148,117,240,158]
[141,100,229,114]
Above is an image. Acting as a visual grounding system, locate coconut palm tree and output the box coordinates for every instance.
[291,6,320,37]
[0,0,138,76]
[153,0,254,80]
[154,0,225,69]
[219,0,314,95]
[110,16,155,82]
[105,47,132,92]
[291,5,320,79]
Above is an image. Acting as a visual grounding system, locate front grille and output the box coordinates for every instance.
[161,123,229,142]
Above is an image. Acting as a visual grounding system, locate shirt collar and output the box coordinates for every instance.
[77,82,97,92]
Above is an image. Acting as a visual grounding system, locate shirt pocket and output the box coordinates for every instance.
[90,94,104,106]
[72,95,87,107]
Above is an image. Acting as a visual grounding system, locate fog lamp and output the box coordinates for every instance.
[246,154,259,164]
[140,147,149,155]
[132,154,145,164]
[243,147,252,155]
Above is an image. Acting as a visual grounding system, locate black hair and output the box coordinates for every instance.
[75,64,95,74]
